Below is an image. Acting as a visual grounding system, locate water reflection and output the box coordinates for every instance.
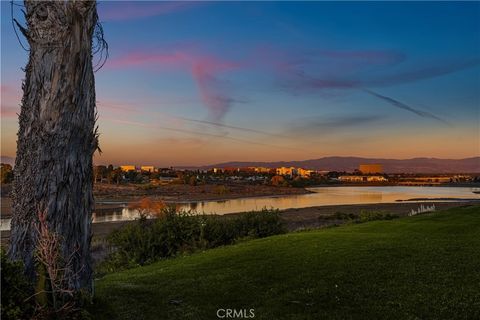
[92,207,141,223]
[1,186,479,230]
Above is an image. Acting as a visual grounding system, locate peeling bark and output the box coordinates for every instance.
[9,0,99,293]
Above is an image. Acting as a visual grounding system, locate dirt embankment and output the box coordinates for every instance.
[93,183,310,202]
[276,201,477,231]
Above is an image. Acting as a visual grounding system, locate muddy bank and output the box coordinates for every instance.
[93,183,311,202]
[275,201,477,231]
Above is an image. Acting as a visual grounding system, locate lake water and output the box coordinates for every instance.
[1,186,479,230]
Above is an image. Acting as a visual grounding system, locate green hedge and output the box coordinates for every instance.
[99,208,286,273]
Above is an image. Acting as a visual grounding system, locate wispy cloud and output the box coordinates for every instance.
[287,114,386,136]
[366,58,480,87]
[269,52,478,123]
[317,50,406,65]
[277,55,480,93]
[362,89,450,125]
[191,57,240,121]
[108,118,303,151]
[99,1,199,21]
[97,98,287,139]
[96,100,136,113]
[107,45,478,124]
[176,116,289,139]
[107,51,239,121]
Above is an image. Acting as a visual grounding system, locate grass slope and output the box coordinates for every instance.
[92,205,480,319]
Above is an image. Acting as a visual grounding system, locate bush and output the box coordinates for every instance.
[102,208,200,270]
[1,250,34,320]
[201,215,237,248]
[100,207,286,272]
[329,211,357,220]
[1,224,93,320]
[359,210,399,222]
[234,209,286,238]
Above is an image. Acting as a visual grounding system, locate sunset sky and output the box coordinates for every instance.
[1,1,479,166]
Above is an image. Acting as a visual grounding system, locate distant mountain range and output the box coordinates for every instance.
[3,155,479,173]
[195,157,480,173]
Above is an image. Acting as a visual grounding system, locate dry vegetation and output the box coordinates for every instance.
[93,182,311,202]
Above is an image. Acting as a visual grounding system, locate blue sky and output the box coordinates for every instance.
[1,1,479,166]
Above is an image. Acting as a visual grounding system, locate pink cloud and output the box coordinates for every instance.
[99,1,199,21]
[190,57,239,121]
[106,45,463,123]
[107,50,240,121]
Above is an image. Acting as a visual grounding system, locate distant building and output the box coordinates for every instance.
[140,166,155,173]
[252,167,271,173]
[213,167,239,174]
[359,164,383,174]
[276,167,297,177]
[120,165,136,172]
[399,176,452,184]
[297,168,313,178]
[339,175,387,182]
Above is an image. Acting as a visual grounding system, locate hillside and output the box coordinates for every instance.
[91,205,480,319]
[201,156,480,173]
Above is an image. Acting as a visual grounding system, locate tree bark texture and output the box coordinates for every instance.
[9,0,99,293]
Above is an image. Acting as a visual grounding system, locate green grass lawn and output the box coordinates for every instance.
[91,205,480,319]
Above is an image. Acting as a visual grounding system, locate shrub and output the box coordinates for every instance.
[129,197,166,219]
[359,210,399,222]
[33,210,93,319]
[1,250,34,320]
[234,209,286,238]
[201,215,237,248]
[330,211,357,220]
[1,212,93,320]
[102,207,201,271]
[99,208,286,272]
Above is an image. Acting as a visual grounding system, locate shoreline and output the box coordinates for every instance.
[2,188,479,220]
[1,183,312,219]
[2,201,477,246]
[274,201,478,231]
[3,183,478,219]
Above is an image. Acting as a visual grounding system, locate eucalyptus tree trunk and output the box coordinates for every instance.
[9,0,99,293]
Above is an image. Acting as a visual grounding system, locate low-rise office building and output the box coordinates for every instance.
[339,175,387,182]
